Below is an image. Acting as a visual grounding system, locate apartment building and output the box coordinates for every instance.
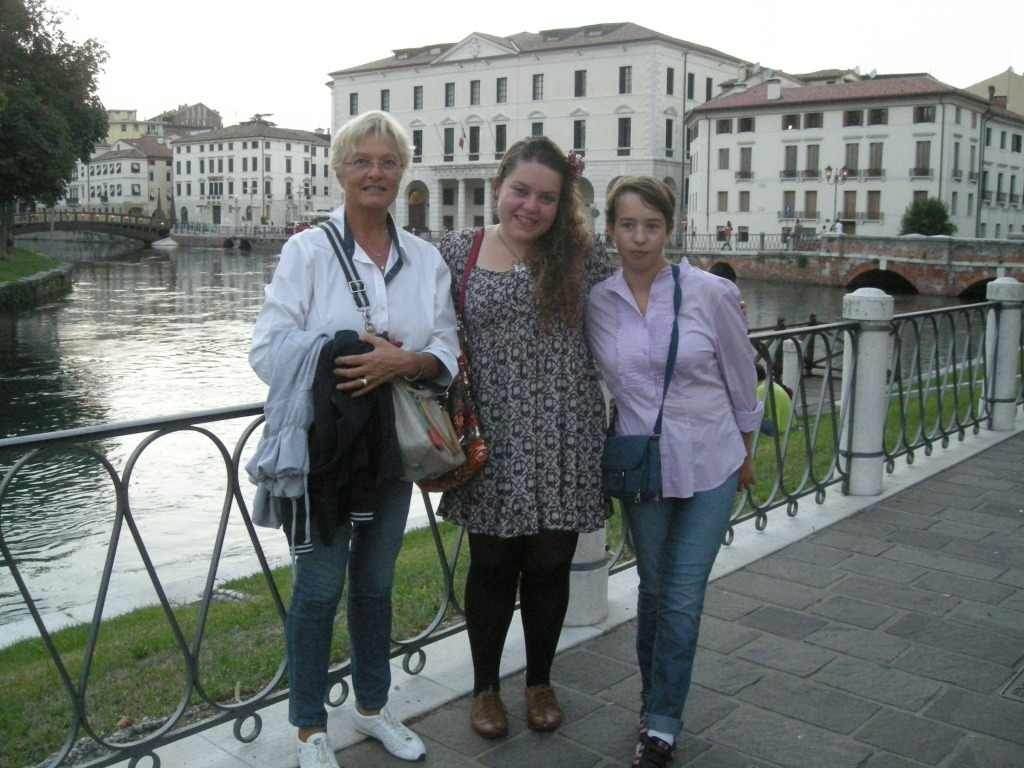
[62,136,173,218]
[685,74,1024,241]
[169,118,331,227]
[328,22,751,233]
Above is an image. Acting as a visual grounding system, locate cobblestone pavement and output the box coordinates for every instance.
[338,435,1024,767]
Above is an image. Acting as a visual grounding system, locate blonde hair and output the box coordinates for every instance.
[329,110,411,180]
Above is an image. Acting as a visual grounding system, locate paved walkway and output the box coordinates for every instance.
[338,435,1024,768]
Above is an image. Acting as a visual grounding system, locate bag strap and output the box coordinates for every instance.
[319,213,405,334]
[457,229,484,318]
[652,264,682,437]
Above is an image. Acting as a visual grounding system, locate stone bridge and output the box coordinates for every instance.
[676,234,1024,299]
[12,211,169,245]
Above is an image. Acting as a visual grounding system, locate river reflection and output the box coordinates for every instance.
[0,246,951,643]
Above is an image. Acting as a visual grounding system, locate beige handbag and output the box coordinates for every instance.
[320,217,466,482]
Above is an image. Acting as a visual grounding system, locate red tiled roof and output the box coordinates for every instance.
[690,75,968,113]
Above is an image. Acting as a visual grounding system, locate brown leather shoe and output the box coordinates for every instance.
[470,690,508,739]
[525,685,563,732]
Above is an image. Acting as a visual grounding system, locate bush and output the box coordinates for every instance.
[900,197,957,236]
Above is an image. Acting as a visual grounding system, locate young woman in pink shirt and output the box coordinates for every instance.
[587,177,761,768]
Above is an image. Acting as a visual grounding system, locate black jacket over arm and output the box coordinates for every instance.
[307,330,404,543]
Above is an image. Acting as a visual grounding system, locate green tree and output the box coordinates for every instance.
[0,0,108,257]
[899,197,957,236]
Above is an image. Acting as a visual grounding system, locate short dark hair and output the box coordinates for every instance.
[606,176,675,231]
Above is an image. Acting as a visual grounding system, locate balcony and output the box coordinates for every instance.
[969,171,979,183]
[997,192,1007,205]
[857,211,885,222]
[735,170,754,181]
[863,168,885,179]
[1011,194,1021,206]
[779,169,799,180]
[843,168,861,179]
[909,166,933,179]
[952,169,963,182]
[982,191,993,205]
[777,209,797,220]
[795,209,820,220]
[801,169,820,180]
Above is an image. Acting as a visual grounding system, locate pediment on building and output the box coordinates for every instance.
[465,113,485,125]
[569,108,590,118]
[492,112,511,123]
[433,33,518,64]
[664,106,679,117]
[439,117,460,127]
[527,110,545,119]
[409,118,427,128]
[614,104,635,115]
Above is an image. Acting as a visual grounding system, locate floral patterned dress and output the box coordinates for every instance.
[437,229,612,537]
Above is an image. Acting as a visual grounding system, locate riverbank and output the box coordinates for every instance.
[0,248,72,310]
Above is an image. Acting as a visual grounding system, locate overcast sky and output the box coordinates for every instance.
[62,0,1019,132]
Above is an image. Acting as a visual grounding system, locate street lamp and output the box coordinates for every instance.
[824,165,848,229]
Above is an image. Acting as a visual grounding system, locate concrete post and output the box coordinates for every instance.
[394,188,408,230]
[564,529,608,626]
[985,277,1024,431]
[781,339,801,396]
[840,287,895,496]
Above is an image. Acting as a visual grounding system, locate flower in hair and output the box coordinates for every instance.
[566,150,585,181]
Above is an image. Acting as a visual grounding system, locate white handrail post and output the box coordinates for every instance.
[840,288,895,495]
[985,277,1024,431]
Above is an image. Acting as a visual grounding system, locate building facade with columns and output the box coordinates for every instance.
[169,118,332,227]
[684,74,1024,241]
[327,23,752,234]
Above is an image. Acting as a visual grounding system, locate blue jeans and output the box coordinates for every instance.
[625,470,739,738]
[286,480,412,728]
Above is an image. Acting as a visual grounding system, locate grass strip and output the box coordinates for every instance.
[0,248,62,285]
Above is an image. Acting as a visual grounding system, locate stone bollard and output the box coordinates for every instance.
[564,528,609,626]
[840,288,894,495]
[781,339,801,396]
[985,277,1024,431]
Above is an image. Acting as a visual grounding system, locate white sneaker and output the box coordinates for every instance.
[351,705,426,761]
[296,732,341,768]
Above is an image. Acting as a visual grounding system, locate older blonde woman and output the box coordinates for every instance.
[250,110,459,768]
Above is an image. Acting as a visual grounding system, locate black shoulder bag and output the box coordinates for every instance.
[601,263,681,503]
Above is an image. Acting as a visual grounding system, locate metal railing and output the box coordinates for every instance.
[173,223,290,237]
[0,406,469,768]
[863,168,885,179]
[883,303,992,469]
[13,211,163,230]
[909,167,933,178]
[729,319,857,536]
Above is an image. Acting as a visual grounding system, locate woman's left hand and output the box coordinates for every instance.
[738,456,756,491]
[334,333,411,397]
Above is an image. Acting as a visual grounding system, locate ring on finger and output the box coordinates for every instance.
[360,377,369,388]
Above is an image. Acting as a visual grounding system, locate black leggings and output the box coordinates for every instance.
[465,530,579,693]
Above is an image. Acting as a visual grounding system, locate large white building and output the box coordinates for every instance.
[62,136,173,219]
[328,22,753,234]
[169,118,332,227]
[685,74,1024,241]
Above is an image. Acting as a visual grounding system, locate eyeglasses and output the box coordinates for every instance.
[344,157,402,174]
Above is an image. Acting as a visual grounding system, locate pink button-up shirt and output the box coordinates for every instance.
[587,260,762,499]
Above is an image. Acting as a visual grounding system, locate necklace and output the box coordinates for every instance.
[358,236,391,270]
[495,225,527,272]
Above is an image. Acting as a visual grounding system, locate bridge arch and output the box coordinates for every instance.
[180,207,189,225]
[959,277,995,301]
[846,268,918,295]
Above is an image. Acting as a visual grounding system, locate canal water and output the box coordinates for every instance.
[0,244,951,645]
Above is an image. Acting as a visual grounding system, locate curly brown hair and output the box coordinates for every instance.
[494,137,591,327]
